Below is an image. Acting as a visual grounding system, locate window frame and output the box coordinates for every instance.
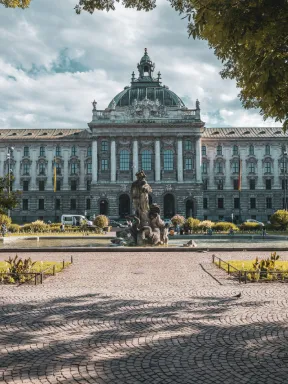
[141,150,152,171]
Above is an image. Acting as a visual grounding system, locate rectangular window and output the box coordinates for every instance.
[248,162,255,173]
[218,198,224,209]
[217,180,223,190]
[40,146,45,157]
[71,163,77,174]
[233,179,239,190]
[202,163,207,174]
[185,158,192,170]
[203,179,208,190]
[39,180,45,191]
[71,146,77,156]
[249,179,256,190]
[232,161,239,173]
[216,146,222,156]
[23,180,29,191]
[56,180,61,191]
[56,163,61,175]
[216,162,223,174]
[264,162,271,173]
[163,151,173,171]
[234,197,240,209]
[55,198,61,210]
[185,140,192,151]
[101,159,108,171]
[39,163,45,175]
[22,216,27,223]
[38,199,45,210]
[70,199,77,210]
[87,180,91,191]
[71,180,77,191]
[282,180,288,190]
[24,146,29,157]
[141,151,152,171]
[202,145,206,156]
[203,215,208,220]
[251,215,257,220]
[86,198,91,210]
[87,146,92,157]
[101,140,108,152]
[22,199,28,210]
[266,197,272,209]
[23,163,30,175]
[203,197,208,209]
[250,198,256,209]
[266,179,272,190]
[87,162,92,174]
[56,146,61,156]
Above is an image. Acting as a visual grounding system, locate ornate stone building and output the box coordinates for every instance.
[0,49,287,223]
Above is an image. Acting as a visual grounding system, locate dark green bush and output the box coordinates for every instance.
[270,210,288,230]
[239,222,262,231]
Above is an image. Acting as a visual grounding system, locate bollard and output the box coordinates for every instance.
[244,271,247,284]
[40,272,43,284]
[212,254,215,264]
[238,271,241,283]
[71,255,73,264]
[34,273,37,285]
[219,259,221,269]
[63,260,65,269]
[53,265,56,276]
[228,263,230,275]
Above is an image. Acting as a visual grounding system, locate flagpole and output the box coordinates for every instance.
[238,154,242,223]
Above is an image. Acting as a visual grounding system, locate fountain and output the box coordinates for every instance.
[113,171,169,246]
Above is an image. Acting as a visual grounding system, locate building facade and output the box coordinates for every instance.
[0,49,287,224]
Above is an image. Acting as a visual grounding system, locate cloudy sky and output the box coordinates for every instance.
[0,0,281,129]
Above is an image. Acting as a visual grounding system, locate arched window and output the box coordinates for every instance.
[87,146,92,157]
[264,161,272,173]
[232,145,238,156]
[202,145,207,156]
[216,145,222,156]
[265,144,270,155]
[71,145,77,156]
[120,150,130,171]
[40,146,45,157]
[248,162,255,173]
[101,140,108,152]
[249,145,254,156]
[185,140,192,151]
[141,150,152,171]
[164,150,173,170]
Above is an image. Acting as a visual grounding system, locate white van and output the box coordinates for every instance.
[61,215,93,227]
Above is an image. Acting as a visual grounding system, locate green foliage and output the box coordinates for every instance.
[8,223,21,233]
[0,0,30,8]
[0,175,21,214]
[93,215,109,229]
[198,220,214,231]
[5,255,36,282]
[213,222,239,232]
[171,214,185,226]
[75,0,288,130]
[30,220,49,233]
[0,214,12,227]
[270,210,288,230]
[185,217,200,230]
[239,222,262,231]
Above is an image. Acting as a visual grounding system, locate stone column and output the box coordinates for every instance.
[111,139,116,182]
[195,137,202,183]
[177,138,183,182]
[132,139,138,180]
[46,148,54,190]
[155,140,161,182]
[13,149,21,190]
[92,140,98,184]
[30,148,37,190]
[241,157,247,189]
[79,149,85,190]
[63,148,69,190]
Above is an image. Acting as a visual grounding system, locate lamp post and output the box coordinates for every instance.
[6,146,14,218]
[283,149,287,210]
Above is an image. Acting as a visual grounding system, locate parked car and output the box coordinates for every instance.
[243,219,265,227]
[109,220,127,228]
[61,215,93,227]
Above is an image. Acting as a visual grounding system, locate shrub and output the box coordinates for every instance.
[93,215,109,229]
[185,217,200,231]
[5,255,36,282]
[213,222,239,232]
[270,210,288,230]
[198,220,214,231]
[239,222,262,231]
[21,223,32,233]
[8,224,21,233]
[30,220,48,233]
[0,214,12,227]
[171,214,185,226]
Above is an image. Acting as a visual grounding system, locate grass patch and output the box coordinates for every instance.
[0,261,70,275]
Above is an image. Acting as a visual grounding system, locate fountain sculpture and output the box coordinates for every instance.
[115,171,169,246]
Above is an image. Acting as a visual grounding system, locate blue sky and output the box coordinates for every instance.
[0,0,281,129]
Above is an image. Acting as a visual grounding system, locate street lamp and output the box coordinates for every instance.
[6,146,14,218]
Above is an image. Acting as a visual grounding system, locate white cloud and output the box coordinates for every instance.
[0,0,282,128]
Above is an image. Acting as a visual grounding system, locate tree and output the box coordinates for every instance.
[0,0,30,8]
[75,0,288,130]
[0,175,21,214]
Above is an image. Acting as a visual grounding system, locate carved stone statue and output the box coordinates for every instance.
[114,170,168,246]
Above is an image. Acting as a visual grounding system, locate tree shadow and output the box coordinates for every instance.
[0,293,287,383]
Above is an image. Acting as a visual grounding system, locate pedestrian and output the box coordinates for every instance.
[1,223,7,237]
[262,226,266,238]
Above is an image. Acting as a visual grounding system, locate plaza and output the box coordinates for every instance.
[1,250,288,383]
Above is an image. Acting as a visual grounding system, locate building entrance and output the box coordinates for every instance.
[164,194,175,218]
[186,199,194,218]
[119,194,131,217]
[100,200,108,215]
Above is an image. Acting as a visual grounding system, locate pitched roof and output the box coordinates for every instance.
[0,128,89,140]
[203,127,286,138]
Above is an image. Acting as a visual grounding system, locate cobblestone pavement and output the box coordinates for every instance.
[1,250,288,384]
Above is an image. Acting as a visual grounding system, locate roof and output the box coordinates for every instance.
[203,127,286,138]
[0,128,89,140]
